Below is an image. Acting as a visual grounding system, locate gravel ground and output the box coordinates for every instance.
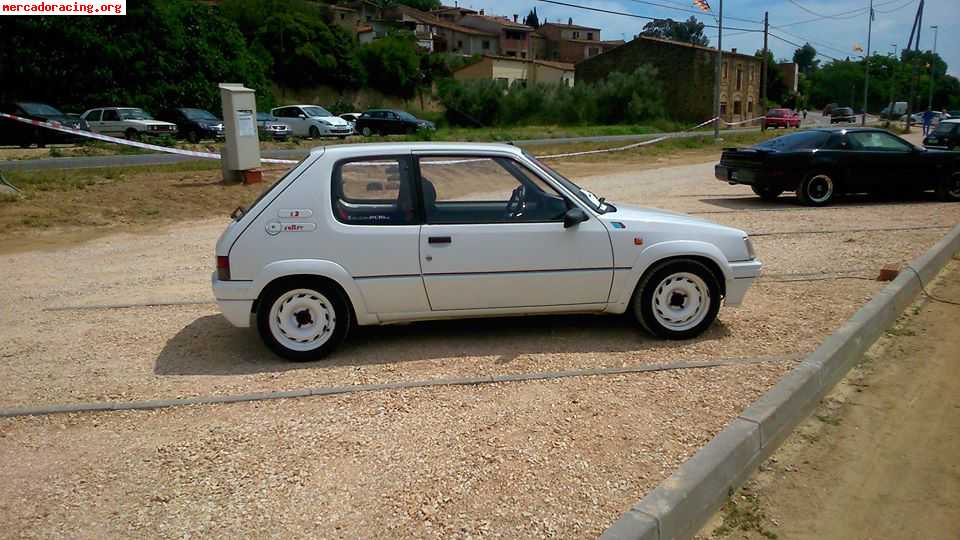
[1,145,958,537]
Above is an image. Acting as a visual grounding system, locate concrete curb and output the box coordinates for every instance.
[601,223,960,540]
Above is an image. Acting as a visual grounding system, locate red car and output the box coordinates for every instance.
[763,108,801,129]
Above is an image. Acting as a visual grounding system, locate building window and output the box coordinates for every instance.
[723,62,728,80]
[748,100,753,113]
[340,13,346,20]
[734,101,742,114]
[482,40,490,50]
[457,40,463,49]
[573,31,580,39]
[720,102,727,114]
[736,68,743,91]
[587,32,594,40]
[521,51,527,58]
[496,77,509,87]
[506,51,516,57]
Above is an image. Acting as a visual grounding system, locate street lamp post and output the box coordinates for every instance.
[712,0,724,139]
[861,0,874,126]
[927,25,938,110]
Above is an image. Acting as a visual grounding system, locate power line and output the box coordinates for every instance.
[784,0,823,17]
[875,0,917,14]
[774,27,857,57]
[773,0,904,28]
[768,33,844,62]
[535,0,763,32]
[623,0,762,25]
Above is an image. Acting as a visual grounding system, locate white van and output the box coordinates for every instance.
[212,143,761,361]
[880,101,908,119]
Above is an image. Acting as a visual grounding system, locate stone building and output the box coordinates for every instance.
[576,36,762,124]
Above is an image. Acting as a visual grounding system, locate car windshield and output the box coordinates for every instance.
[119,108,153,120]
[933,122,956,135]
[183,108,218,121]
[755,130,830,151]
[397,111,417,121]
[303,106,332,118]
[767,109,784,117]
[524,150,614,213]
[20,102,63,116]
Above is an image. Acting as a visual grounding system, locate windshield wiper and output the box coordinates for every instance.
[231,206,245,220]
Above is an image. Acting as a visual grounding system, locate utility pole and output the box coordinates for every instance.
[888,44,897,118]
[861,0,874,126]
[761,11,769,131]
[927,24,938,110]
[903,0,925,132]
[712,0,723,139]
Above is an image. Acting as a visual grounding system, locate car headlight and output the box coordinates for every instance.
[744,237,756,260]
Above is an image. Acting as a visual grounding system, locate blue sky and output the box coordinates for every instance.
[455,0,958,77]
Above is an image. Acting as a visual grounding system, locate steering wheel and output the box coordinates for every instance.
[506,184,527,218]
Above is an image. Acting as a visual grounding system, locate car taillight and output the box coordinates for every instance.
[217,256,231,281]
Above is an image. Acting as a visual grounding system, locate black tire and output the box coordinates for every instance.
[309,126,320,139]
[796,170,837,206]
[186,129,200,144]
[125,128,141,141]
[752,185,783,201]
[361,126,373,137]
[256,278,352,361]
[935,172,960,202]
[631,258,721,340]
[338,135,347,140]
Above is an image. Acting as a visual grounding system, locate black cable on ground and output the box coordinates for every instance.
[906,265,960,307]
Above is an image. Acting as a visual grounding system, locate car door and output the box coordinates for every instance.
[276,107,306,136]
[82,109,104,133]
[415,153,614,311]
[100,109,124,135]
[845,131,918,193]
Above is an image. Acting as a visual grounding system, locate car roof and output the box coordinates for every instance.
[802,127,890,134]
[310,141,524,158]
[941,118,960,124]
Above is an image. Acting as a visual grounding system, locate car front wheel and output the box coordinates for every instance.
[752,185,783,201]
[257,280,351,361]
[125,128,141,141]
[935,172,960,202]
[797,171,837,206]
[361,126,373,137]
[309,126,321,139]
[632,259,721,340]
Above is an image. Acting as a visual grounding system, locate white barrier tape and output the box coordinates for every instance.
[723,115,766,126]
[0,112,299,165]
[537,117,719,160]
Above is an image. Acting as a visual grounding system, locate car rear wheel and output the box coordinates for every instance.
[632,259,721,340]
[751,185,783,201]
[935,172,960,202]
[257,280,351,361]
[797,171,836,206]
[309,126,320,139]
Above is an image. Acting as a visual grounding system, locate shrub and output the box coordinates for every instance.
[437,66,666,127]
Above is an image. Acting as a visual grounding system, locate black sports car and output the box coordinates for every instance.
[0,101,82,148]
[355,109,435,136]
[715,128,960,206]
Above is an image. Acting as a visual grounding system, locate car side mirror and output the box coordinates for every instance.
[563,207,589,228]
[298,114,307,119]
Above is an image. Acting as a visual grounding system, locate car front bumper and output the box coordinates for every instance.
[725,259,762,306]
[212,273,255,327]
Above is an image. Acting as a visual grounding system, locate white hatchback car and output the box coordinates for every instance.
[80,107,178,140]
[270,105,353,139]
[213,143,761,360]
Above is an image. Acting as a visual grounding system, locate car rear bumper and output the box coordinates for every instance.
[212,273,255,327]
[715,164,760,185]
[725,259,762,306]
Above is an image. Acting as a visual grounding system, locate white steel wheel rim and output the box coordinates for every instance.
[651,272,711,332]
[807,174,834,203]
[268,289,336,352]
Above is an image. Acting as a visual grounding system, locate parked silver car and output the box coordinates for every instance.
[256,112,292,141]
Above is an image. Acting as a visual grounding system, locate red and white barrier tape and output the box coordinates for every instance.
[537,117,720,159]
[723,115,766,126]
[0,112,298,165]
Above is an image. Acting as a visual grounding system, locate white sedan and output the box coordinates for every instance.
[270,104,352,139]
[212,143,762,360]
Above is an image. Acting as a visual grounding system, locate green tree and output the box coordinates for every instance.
[357,33,422,100]
[793,43,820,75]
[524,7,541,28]
[640,16,709,46]
[754,50,789,106]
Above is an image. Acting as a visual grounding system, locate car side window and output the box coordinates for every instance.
[848,132,912,152]
[332,157,417,226]
[102,109,120,121]
[418,156,569,224]
[84,110,102,122]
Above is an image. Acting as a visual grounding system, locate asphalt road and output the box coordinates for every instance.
[0,127,760,172]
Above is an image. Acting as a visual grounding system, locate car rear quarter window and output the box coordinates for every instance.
[332,157,417,226]
[755,130,830,151]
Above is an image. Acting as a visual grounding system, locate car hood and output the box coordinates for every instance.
[310,116,350,126]
[602,203,733,230]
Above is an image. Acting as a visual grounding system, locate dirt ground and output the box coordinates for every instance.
[0,132,957,537]
[699,260,960,540]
